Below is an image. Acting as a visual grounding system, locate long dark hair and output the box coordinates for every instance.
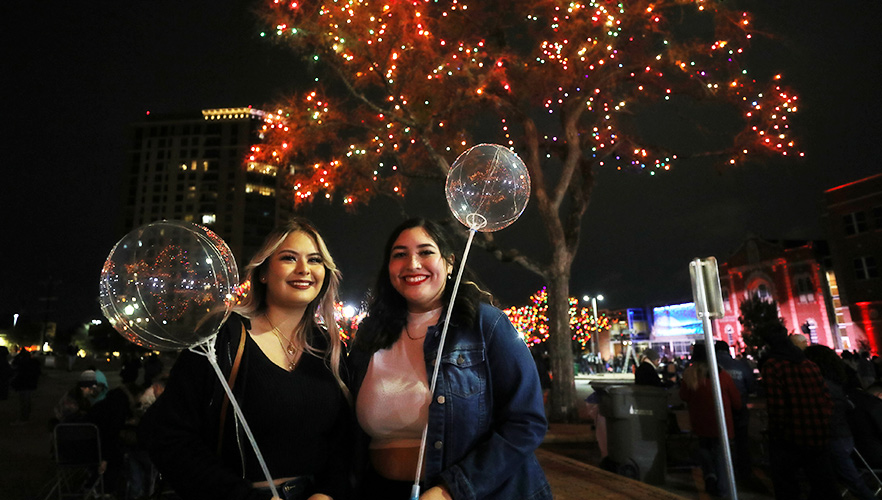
[354,218,492,352]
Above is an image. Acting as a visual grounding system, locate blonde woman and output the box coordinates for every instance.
[142,219,351,500]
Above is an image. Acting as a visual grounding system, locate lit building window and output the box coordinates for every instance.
[826,271,840,296]
[795,275,815,303]
[750,283,772,301]
[247,162,278,176]
[202,214,217,225]
[245,184,276,197]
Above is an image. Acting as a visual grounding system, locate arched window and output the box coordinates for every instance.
[721,287,731,313]
[795,275,815,303]
[754,283,771,301]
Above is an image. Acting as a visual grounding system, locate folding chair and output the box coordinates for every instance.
[49,423,105,500]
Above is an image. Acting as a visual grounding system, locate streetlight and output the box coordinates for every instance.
[582,294,604,354]
[341,304,357,319]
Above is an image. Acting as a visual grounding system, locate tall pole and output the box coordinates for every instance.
[591,297,599,355]
[691,258,738,500]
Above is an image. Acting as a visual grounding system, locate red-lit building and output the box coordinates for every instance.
[823,174,882,353]
[713,237,860,352]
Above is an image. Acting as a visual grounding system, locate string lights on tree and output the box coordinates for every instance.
[249,0,803,420]
[503,287,610,348]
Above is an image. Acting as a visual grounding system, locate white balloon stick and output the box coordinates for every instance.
[411,228,478,500]
[192,338,279,500]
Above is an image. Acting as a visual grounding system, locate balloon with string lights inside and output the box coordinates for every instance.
[411,144,531,499]
[98,220,280,498]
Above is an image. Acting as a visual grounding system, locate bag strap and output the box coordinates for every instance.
[217,322,247,455]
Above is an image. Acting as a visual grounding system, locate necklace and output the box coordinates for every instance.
[266,315,298,370]
[404,322,426,340]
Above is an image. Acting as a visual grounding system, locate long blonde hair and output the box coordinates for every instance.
[235,218,349,399]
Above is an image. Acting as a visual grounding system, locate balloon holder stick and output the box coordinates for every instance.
[411,227,478,499]
[191,338,279,499]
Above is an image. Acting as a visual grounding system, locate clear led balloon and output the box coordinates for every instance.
[99,220,239,351]
[445,144,531,232]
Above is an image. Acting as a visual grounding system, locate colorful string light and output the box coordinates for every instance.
[502,287,610,347]
[249,0,801,206]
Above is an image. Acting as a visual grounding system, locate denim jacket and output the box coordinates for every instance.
[350,303,551,500]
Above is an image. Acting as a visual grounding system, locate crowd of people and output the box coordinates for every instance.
[617,329,882,499]
[49,354,168,499]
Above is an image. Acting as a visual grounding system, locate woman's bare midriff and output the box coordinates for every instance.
[370,447,423,481]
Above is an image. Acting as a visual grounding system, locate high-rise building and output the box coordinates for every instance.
[824,173,882,352]
[121,107,290,264]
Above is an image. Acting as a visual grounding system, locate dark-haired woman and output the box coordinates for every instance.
[141,219,351,500]
[349,218,551,500]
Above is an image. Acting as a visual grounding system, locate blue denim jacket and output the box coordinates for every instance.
[350,303,551,500]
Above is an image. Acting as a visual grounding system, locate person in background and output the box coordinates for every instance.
[140,218,351,500]
[848,383,882,469]
[89,370,141,498]
[634,347,664,387]
[679,343,741,497]
[714,340,756,485]
[804,344,875,500]
[136,375,168,414]
[790,333,808,351]
[120,353,142,386]
[126,376,169,500]
[856,350,877,389]
[65,343,78,372]
[349,218,550,500]
[53,369,103,424]
[762,324,838,499]
[0,346,11,401]
[661,361,680,389]
[10,348,41,425]
[532,349,551,413]
[142,353,163,388]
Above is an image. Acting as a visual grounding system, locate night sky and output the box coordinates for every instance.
[3,0,881,331]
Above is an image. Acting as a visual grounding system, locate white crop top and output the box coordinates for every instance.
[356,308,441,449]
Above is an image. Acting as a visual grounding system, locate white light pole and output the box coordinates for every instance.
[582,294,604,355]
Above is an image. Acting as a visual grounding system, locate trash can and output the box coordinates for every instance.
[592,383,669,485]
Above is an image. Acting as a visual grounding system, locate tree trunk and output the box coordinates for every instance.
[546,272,578,422]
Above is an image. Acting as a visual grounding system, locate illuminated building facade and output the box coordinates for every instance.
[713,237,857,352]
[121,107,290,263]
[823,174,882,353]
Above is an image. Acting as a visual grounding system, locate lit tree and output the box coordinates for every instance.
[251,0,800,421]
[503,287,610,349]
